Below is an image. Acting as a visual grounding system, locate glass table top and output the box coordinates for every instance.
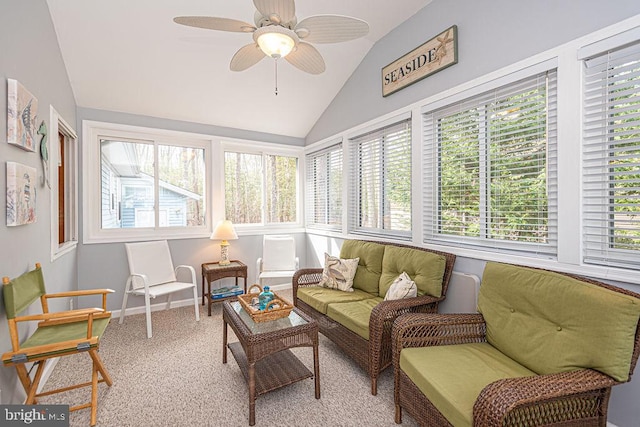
[230,301,308,335]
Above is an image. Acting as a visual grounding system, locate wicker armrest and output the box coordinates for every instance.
[392,313,487,368]
[369,295,442,348]
[473,369,617,427]
[292,268,323,300]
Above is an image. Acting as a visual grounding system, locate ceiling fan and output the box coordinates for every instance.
[173,0,370,75]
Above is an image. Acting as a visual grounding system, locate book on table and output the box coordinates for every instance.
[210,286,243,300]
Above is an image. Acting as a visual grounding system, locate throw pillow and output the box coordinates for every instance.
[319,253,359,292]
[384,272,417,301]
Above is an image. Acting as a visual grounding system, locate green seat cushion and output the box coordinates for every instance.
[326,297,383,340]
[6,317,110,364]
[400,343,536,427]
[478,262,640,382]
[340,240,385,296]
[379,246,446,298]
[297,286,374,314]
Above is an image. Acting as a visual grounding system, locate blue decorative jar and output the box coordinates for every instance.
[258,286,275,311]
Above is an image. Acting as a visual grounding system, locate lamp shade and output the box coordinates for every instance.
[210,220,238,241]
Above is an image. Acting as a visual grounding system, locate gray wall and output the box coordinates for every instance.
[307,0,640,143]
[75,107,306,311]
[305,1,640,425]
[0,0,78,403]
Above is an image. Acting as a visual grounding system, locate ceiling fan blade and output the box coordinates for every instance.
[230,43,266,71]
[295,15,369,43]
[253,0,295,24]
[285,42,325,74]
[173,16,255,33]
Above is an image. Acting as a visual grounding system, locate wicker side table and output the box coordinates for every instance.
[201,261,247,316]
[222,300,320,426]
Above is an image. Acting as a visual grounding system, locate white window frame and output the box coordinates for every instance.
[50,106,78,260]
[422,64,558,259]
[82,121,212,244]
[220,138,304,233]
[580,30,640,271]
[305,140,343,231]
[347,113,413,240]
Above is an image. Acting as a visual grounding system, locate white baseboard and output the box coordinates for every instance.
[607,423,618,427]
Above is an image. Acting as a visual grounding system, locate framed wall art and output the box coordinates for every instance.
[7,78,38,152]
[6,161,37,226]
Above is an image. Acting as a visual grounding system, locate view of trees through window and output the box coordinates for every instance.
[583,43,640,268]
[432,71,556,251]
[100,139,205,229]
[351,119,412,237]
[224,151,297,224]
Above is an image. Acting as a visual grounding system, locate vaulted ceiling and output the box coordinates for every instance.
[46,0,433,138]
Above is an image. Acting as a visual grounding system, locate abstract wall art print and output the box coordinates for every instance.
[7,78,38,152]
[6,161,37,226]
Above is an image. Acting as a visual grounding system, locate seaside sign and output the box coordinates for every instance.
[382,25,458,97]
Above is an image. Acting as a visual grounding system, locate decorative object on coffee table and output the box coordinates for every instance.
[238,284,293,323]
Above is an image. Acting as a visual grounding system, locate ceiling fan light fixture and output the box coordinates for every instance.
[254,26,298,59]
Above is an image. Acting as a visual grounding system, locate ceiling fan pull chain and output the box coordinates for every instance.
[274,58,279,96]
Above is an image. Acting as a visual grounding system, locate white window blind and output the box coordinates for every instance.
[423,69,558,257]
[583,42,640,270]
[305,143,342,230]
[349,118,412,239]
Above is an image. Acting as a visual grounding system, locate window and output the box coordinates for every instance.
[83,121,210,243]
[423,69,558,257]
[583,42,640,270]
[349,117,412,239]
[50,107,78,259]
[224,149,300,226]
[305,142,342,231]
[100,139,205,229]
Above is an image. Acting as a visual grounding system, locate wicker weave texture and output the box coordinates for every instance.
[293,240,456,395]
[392,267,640,427]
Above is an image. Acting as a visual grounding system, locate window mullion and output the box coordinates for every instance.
[479,104,489,241]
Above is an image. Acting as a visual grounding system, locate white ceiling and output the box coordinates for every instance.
[46,0,432,139]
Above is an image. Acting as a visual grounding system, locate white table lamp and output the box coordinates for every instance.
[210,220,238,265]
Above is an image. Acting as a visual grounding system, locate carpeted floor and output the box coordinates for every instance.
[41,291,419,427]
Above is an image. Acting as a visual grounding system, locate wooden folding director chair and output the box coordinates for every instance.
[2,263,114,426]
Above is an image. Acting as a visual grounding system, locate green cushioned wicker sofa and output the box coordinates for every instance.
[392,262,640,427]
[292,239,455,395]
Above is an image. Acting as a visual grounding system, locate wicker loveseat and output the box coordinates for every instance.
[392,261,640,427]
[292,239,455,395]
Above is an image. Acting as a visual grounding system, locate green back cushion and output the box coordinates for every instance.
[478,262,640,382]
[340,240,385,296]
[379,246,446,298]
[3,266,46,319]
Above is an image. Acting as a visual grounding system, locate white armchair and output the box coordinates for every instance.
[256,235,299,287]
[120,240,200,338]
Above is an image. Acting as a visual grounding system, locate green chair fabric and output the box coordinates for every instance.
[478,262,640,382]
[340,240,385,296]
[326,297,383,340]
[379,245,446,298]
[400,343,536,427]
[3,266,46,319]
[297,286,373,314]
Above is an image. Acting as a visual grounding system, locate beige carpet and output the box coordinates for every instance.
[41,291,419,427]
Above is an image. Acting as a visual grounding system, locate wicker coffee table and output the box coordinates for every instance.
[222,300,320,426]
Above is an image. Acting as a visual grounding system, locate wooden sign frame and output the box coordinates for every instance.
[382,25,458,97]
